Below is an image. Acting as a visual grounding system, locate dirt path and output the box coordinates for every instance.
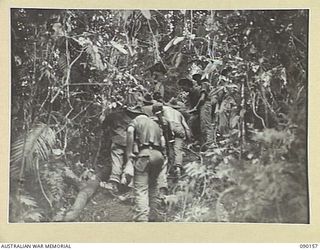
[79,189,133,222]
[78,148,199,222]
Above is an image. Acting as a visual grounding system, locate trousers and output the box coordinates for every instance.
[157,157,168,190]
[168,137,184,171]
[109,143,126,183]
[200,101,213,145]
[133,148,164,222]
[188,113,201,141]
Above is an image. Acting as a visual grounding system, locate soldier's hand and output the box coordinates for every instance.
[185,129,192,141]
[123,159,134,177]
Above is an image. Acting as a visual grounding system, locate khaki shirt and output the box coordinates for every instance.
[129,115,162,148]
[103,110,132,146]
[141,105,153,117]
[163,106,189,138]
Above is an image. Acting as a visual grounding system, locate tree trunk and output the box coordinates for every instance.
[64,179,99,222]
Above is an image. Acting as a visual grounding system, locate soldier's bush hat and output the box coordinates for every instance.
[141,93,154,105]
[152,103,164,115]
[153,92,163,102]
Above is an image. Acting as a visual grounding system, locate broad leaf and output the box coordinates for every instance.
[122,10,133,22]
[52,23,64,36]
[173,36,185,45]
[141,10,151,20]
[180,10,187,15]
[164,38,175,52]
[164,37,185,52]
[280,67,287,85]
[203,59,222,77]
[230,115,240,128]
[86,44,106,70]
[110,41,128,55]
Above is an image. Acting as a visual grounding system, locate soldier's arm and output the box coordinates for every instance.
[160,135,166,151]
[190,83,210,112]
[125,126,135,163]
[164,118,174,143]
[193,92,206,110]
[180,114,191,140]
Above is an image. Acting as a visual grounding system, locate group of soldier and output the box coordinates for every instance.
[100,64,218,222]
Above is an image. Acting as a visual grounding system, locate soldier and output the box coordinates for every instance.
[178,76,212,148]
[177,78,201,144]
[140,93,155,116]
[141,97,172,199]
[101,107,139,193]
[124,106,166,222]
[155,103,191,177]
[153,92,164,103]
[148,62,167,99]
[191,73,213,147]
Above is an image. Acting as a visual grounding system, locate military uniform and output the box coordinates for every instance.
[103,110,133,186]
[163,105,190,172]
[127,115,165,222]
[141,103,169,192]
[188,81,213,145]
[198,81,214,145]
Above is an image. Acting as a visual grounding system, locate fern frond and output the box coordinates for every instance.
[85,44,93,55]
[43,167,64,202]
[39,161,68,208]
[19,194,38,207]
[23,210,43,222]
[10,123,56,178]
[184,162,206,178]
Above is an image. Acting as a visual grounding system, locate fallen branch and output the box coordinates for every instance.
[63,179,99,222]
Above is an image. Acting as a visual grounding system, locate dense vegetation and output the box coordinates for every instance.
[10,8,308,223]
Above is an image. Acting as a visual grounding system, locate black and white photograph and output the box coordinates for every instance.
[9,8,309,223]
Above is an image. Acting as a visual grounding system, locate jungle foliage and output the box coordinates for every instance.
[10,8,308,223]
